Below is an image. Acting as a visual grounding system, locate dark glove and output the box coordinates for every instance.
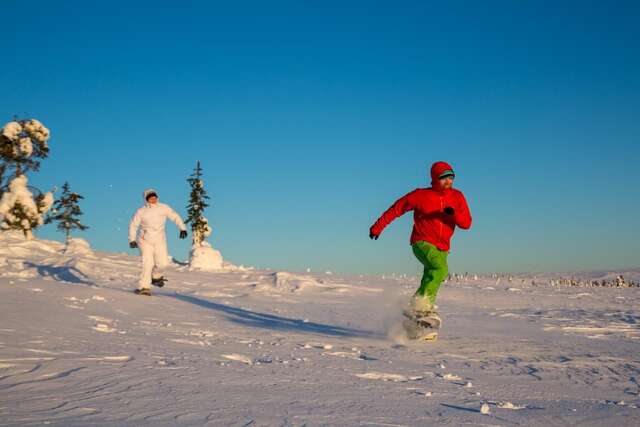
[179,230,188,239]
[369,230,379,240]
[129,241,138,249]
[443,207,455,216]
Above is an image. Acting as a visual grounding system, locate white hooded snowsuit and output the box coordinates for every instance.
[128,189,186,289]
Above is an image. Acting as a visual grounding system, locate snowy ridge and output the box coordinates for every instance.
[0,233,639,426]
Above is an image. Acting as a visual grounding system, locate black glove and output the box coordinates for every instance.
[129,241,138,249]
[179,230,188,239]
[369,230,379,240]
[443,207,455,216]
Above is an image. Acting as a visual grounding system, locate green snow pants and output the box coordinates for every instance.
[412,240,449,305]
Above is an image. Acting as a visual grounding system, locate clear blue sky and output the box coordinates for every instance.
[3,1,639,275]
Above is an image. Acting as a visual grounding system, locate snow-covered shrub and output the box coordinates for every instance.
[189,241,224,271]
[0,175,54,239]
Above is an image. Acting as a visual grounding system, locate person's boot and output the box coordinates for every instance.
[134,288,151,296]
[151,276,166,287]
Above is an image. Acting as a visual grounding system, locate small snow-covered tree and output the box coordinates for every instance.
[185,161,223,271]
[45,182,88,244]
[0,175,54,239]
[185,161,212,246]
[0,118,54,239]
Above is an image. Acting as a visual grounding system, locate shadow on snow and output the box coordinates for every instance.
[169,293,383,339]
[23,261,93,286]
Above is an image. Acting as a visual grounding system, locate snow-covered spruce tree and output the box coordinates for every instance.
[186,161,211,245]
[185,161,223,270]
[45,182,88,244]
[0,118,54,239]
[0,175,54,239]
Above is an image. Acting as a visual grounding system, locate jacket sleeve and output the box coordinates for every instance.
[165,205,187,231]
[370,190,419,235]
[128,209,142,242]
[453,191,472,230]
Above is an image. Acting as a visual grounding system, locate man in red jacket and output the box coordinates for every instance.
[370,161,472,327]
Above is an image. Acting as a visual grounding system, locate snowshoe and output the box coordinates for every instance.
[134,288,151,296]
[402,317,439,341]
[402,309,442,330]
[151,276,167,288]
[402,307,441,342]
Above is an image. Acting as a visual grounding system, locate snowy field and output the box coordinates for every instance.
[1,232,639,426]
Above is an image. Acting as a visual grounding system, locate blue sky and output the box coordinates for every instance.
[2,1,639,275]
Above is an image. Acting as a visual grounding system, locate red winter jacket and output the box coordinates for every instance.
[370,161,472,252]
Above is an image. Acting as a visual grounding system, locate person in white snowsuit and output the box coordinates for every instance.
[128,189,188,293]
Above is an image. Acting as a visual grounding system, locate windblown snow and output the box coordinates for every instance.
[0,231,639,426]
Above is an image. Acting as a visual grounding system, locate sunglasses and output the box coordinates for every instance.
[439,175,455,180]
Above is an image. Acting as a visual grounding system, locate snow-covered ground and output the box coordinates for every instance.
[1,232,639,426]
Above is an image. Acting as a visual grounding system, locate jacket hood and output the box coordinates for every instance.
[430,161,454,190]
[143,188,159,204]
